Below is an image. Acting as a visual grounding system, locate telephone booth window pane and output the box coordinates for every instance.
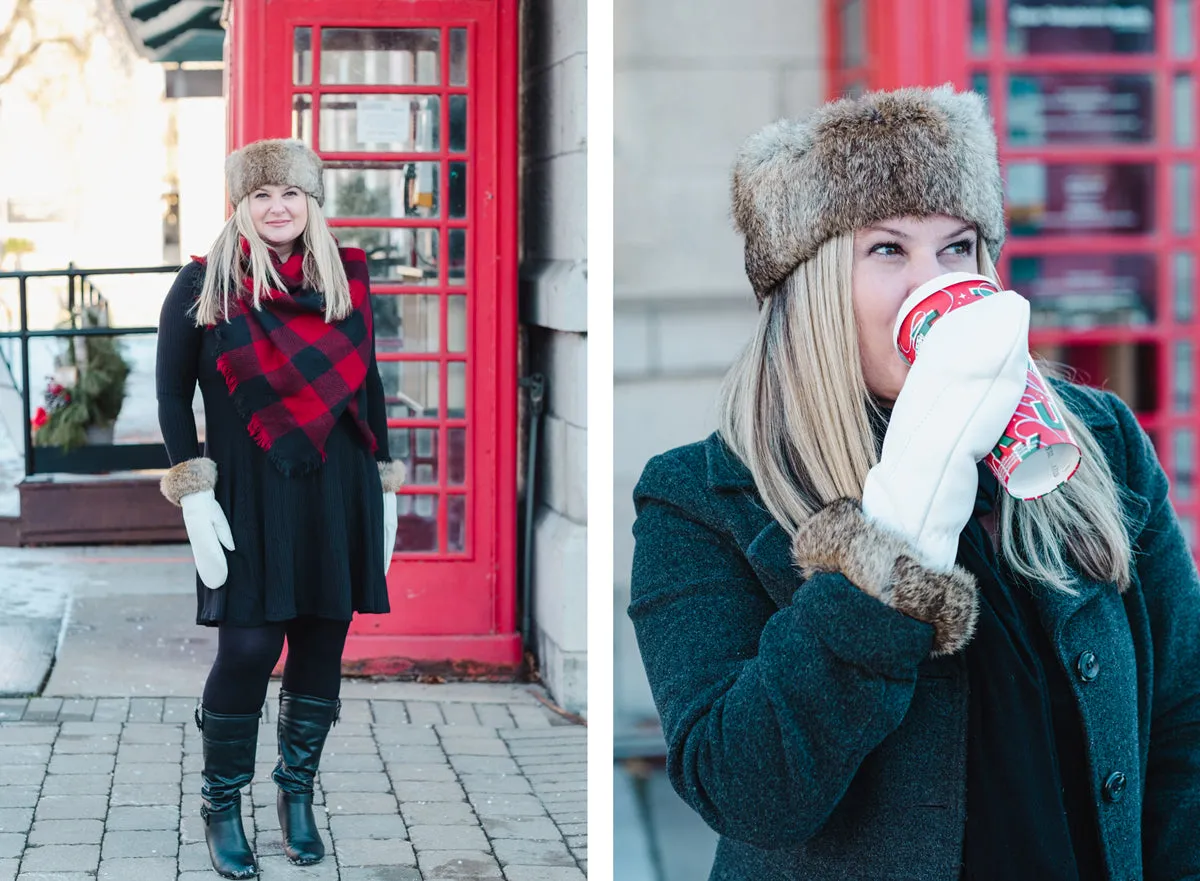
[1175,75,1195,146]
[1174,0,1194,58]
[1010,254,1156,328]
[1176,429,1196,500]
[448,428,466,485]
[447,495,466,552]
[971,72,989,99]
[450,95,468,152]
[396,494,438,553]
[449,162,467,218]
[448,230,466,286]
[1177,342,1195,414]
[450,29,468,86]
[1008,74,1154,145]
[319,95,440,153]
[325,164,439,219]
[390,428,438,485]
[320,29,440,86]
[294,28,312,85]
[1006,162,1154,237]
[1006,0,1155,54]
[414,428,439,485]
[293,95,312,145]
[448,362,466,419]
[1176,164,1195,234]
[374,295,439,353]
[381,361,439,419]
[386,426,414,461]
[841,0,865,67]
[1176,253,1195,322]
[334,227,439,285]
[1060,342,1159,411]
[970,0,987,55]
[448,295,467,352]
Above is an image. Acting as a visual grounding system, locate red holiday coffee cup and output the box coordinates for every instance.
[893,271,1081,501]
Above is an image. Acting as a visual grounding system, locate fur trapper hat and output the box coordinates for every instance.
[226,138,325,207]
[731,85,1005,302]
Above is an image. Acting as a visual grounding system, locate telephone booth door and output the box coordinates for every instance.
[225,0,520,674]
[826,0,1200,549]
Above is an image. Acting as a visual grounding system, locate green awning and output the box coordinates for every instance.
[120,0,224,63]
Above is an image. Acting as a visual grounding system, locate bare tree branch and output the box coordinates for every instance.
[0,0,91,90]
[0,36,88,88]
[0,0,35,66]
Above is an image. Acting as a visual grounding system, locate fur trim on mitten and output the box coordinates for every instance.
[791,498,979,656]
[378,459,408,493]
[160,457,218,507]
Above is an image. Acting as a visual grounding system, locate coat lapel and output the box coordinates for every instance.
[1029,485,1150,641]
[745,518,804,609]
[704,433,806,609]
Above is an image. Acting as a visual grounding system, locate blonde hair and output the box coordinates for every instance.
[193,194,352,326]
[717,233,1132,594]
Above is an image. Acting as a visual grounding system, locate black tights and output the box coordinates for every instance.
[202,617,351,715]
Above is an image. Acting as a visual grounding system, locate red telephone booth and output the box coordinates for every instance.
[826,0,1200,547]
[224,0,520,675]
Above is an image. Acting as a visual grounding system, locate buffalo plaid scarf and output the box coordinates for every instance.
[195,238,378,476]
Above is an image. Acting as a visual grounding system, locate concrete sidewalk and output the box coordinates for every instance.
[0,546,587,880]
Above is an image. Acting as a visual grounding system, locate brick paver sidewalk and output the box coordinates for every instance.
[0,685,587,880]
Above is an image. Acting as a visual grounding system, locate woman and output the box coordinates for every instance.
[156,138,405,879]
[628,86,1200,880]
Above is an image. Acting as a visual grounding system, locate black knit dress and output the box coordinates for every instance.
[156,259,392,627]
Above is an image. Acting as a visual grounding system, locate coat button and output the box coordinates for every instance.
[1076,650,1100,682]
[1103,771,1127,802]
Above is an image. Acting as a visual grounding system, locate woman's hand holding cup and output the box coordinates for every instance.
[861,289,1031,573]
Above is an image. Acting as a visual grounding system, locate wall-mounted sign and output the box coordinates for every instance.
[1008,0,1154,54]
[1008,73,1154,145]
[1007,161,1154,236]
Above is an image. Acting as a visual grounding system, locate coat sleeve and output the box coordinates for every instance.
[361,285,392,462]
[155,262,204,464]
[1109,393,1200,878]
[628,452,939,849]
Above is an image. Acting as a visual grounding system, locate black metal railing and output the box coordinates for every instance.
[0,263,182,477]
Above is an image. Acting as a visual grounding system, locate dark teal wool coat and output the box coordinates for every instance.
[628,382,1200,881]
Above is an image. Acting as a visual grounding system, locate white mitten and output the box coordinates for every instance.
[382,491,398,574]
[861,290,1030,572]
[179,489,235,589]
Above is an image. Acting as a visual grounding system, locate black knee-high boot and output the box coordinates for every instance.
[272,690,340,865]
[196,706,260,879]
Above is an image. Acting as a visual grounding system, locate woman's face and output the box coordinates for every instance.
[249,184,308,256]
[851,214,980,403]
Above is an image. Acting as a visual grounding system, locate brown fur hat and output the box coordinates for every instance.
[226,138,325,207]
[731,85,1005,302]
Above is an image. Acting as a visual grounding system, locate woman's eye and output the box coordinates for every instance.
[945,239,976,257]
[870,242,902,257]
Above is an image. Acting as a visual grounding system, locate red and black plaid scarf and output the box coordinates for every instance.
[195,238,378,476]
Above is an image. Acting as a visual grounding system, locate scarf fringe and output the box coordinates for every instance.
[216,353,240,398]
[264,438,328,478]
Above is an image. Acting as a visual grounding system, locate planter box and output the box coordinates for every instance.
[17,473,186,546]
